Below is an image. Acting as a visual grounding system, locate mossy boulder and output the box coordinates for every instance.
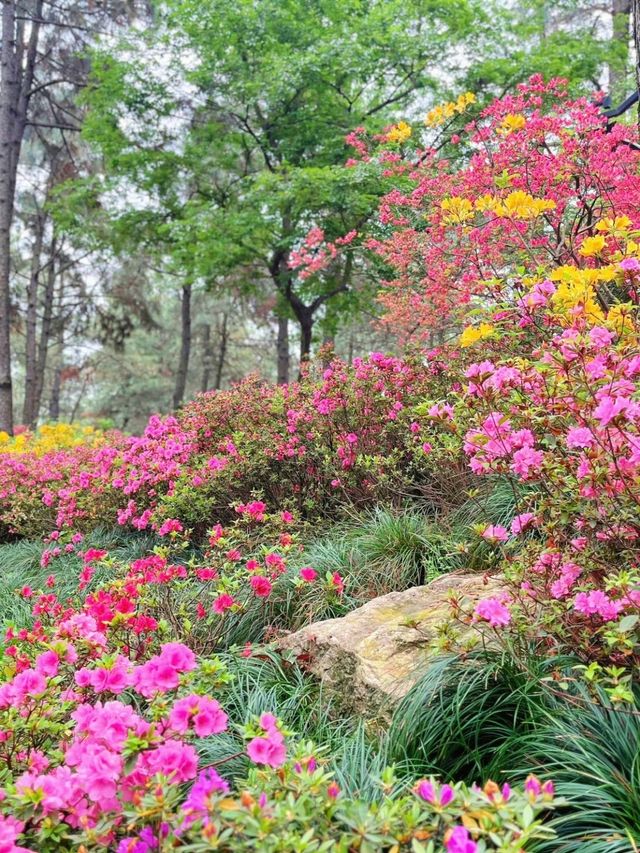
[280,573,504,717]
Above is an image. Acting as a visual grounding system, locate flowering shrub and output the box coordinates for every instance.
[416,209,640,693]
[0,354,448,542]
[350,76,640,340]
[0,518,559,851]
[1,76,639,847]
[0,423,104,456]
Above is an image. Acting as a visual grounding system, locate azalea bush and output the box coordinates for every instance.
[290,75,638,688]
[361,82,640,689]
[0,423,105,456]
[0,352,456,542]
[334,76,640,340]
[0,529,559,852]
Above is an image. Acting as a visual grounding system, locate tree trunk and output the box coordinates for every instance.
[200,322,212,392]
[297,310,314,376]
[33,237,57,423]
[347,331,354,365]
[49,331,63,422]
[0,0,42,433]
[634,0,640,124]
[172,284,192,410]
[48,364,61,421]
[48,273,66,422]
[22,212,45,427]
[0,0,16,433]
[276,314,289,384]
[611,0,632,96]
[214,311,228,390]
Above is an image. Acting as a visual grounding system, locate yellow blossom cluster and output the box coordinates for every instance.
[459,322,495,347]
[424,92,476,128]
[0,423,103,456]
[441,190,556,225]
[386,121,412,144]
[496,113,526,136]
[440,196,474,224]
[579,235,607,257]
[606,302,637,335]
[595,215,633,235]
[548,263,638,332]
[490,191,556,219]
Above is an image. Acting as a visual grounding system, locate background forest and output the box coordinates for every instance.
[1,0,638,432]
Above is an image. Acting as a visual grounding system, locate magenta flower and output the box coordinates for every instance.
[475,597,511,627]
[169,695,228,737]
[416,780,435,803]
[566,426,595,449]
[620,257,640,272]
[246,732,286,768]
[250,575,272,597]
[481,524,509,543]
[213,593,235,613]
[445,826,477,853]
[158,518,183,537]
[510,513,535,535]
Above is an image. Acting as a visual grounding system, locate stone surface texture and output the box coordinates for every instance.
[280,573,504,716]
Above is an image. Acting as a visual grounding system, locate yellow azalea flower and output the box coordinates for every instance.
[0,422,104,456]
[595,215,632,234]
[425,92,475,127]
[551,272,606,325]
[386,121,412,144]
[441,196,474,225]
[459,323,495,347]
[606,302,636,336]
[474,194,497,212]
[579,235,607,257]
[456,91,476,110]
[594,264,617,283]
[497,113,526,136]
[491,191,555,220]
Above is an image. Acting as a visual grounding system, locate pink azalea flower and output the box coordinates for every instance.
[158,518,183,537]
[566,427,595,449]
[250,575,272,597]
[445,826,477,853]
[213,593,235,613]
[169,695,228,737]
[481,524,509,543]
[510,513,535,535]
[475,597,511,627]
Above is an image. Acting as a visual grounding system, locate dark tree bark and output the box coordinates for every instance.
[634,0,640,123]
[269,229,352,380]
[295,306,314,372]
[214,311,228,390]
[48,271,66,421]
[172,284,192,410]
[33,235,57,422]
[49,326,63,421]
[0,0,43,433]
[22,210,45,427]
[48,364,61,421]
[200,322,212,392]
[276,314,289,384]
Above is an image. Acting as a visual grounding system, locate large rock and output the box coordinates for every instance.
[280,573,504,717]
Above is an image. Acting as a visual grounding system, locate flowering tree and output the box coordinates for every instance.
[313,77,640,342]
